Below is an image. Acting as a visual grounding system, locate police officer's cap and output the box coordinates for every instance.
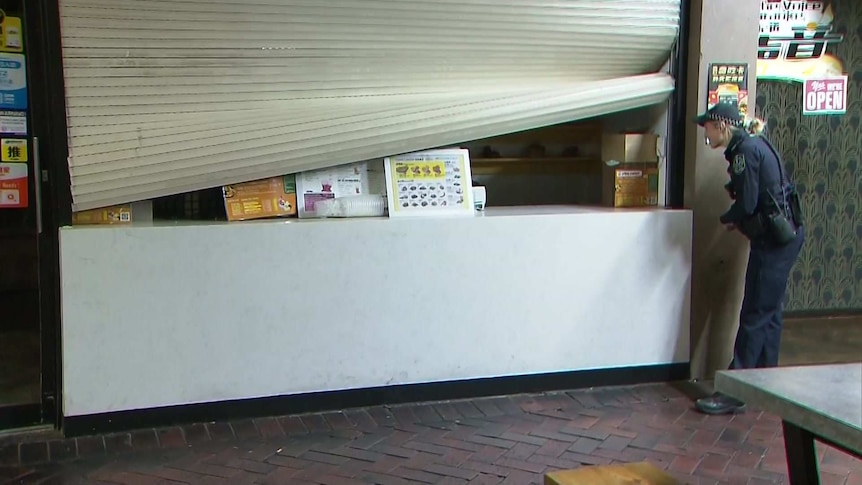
[694,103,743,127]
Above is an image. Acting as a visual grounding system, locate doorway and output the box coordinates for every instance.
[0,0,65,430]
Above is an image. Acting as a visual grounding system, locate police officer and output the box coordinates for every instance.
[693,103,805,415]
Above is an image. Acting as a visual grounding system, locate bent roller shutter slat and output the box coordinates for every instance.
[59,0,681,211]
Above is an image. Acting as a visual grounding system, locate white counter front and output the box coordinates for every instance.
[59,206,692,417]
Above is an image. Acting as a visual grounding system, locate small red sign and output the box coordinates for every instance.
[0,162,28,208]
[803,76,848,115]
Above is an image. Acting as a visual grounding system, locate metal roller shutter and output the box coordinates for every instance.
[59,0,681,211]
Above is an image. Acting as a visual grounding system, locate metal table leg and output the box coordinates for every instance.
[782,420,820,485]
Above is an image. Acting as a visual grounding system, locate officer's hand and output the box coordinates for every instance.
[724,182,736,199]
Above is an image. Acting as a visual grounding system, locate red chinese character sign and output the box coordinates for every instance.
[707,63,749,117]
[757,0,845,83]
[0,162,27,208]
[803,76,847,115]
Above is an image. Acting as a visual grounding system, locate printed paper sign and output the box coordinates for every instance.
[0,14,24,53]
[223,175,297,221]
[707,63,750,116]
[757,1,845,83]
[72,205,134,225]
[0,110,26,135]
[384,149,475,217]
[1,138,27,161]
[803,76,847,115]
[0,53,27,110]
[0,162,27,208]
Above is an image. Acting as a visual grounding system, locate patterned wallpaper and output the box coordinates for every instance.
[755,1,862,312]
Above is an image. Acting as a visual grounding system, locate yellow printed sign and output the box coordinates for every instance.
[1,138,27,162]
[0,12,23,53]
[223,175,297,221]
[393,161,446,180]
[72,205,133,225]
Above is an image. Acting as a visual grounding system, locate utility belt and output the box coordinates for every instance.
[737,184,804,246]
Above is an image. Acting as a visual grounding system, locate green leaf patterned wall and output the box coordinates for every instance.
[756,1,862,312]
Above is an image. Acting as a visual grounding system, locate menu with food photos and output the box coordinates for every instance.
[384,149,474,217]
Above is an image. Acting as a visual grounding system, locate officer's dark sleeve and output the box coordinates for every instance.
[720,143,760,224]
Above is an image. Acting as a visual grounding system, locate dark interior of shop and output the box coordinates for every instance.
[0,232,41,411]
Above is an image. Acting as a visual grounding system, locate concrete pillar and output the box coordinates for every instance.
[685,0,762,379]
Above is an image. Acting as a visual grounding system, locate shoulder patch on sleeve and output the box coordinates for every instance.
[732,154,746,175]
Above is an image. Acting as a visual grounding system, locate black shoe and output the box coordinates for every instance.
[695,392,746,415]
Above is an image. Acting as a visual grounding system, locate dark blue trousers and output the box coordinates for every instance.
[731,226,805,369]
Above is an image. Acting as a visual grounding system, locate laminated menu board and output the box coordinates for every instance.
[223,175,297,222]
[384,149,474,217]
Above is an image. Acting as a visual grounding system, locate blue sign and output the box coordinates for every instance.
[0,53,27,110]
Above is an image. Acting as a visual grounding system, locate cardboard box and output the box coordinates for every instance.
[296,160,386,218]
[601,134,659,164]
[601,163,659,208]
[72,205,133,225]
[545,461,678,485]
[223,175,297,222]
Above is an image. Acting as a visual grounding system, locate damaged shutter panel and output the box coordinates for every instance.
[59,0,681,211]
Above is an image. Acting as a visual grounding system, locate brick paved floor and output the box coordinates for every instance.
[2,383,861,484]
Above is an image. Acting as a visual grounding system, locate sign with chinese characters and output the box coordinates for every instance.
[0,53,26,110]
[803,76,847,115]
[0,138,26,161]
[758,1,844,83]
[0,162,27,208]
[707,63,750,117]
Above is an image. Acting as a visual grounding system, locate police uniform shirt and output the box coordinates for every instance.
[719,131,784,225]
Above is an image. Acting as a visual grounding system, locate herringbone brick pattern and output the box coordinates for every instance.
[2,383,860,484]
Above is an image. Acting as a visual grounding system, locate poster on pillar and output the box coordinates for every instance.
[0,9,24,53]
[0,52,26,110]
[707,63,750,118]
[757,0,845,83]
[802,76,847,115]
[0,161,27,208]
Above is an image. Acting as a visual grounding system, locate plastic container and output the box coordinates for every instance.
[314,195,387,218]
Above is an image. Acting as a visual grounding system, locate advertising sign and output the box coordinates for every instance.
[0,11,24,53]
[384,149,474,217]
[222,175,297,221]
[0,161,27,208]
[0,110,26,135]
[72,205,134,225]
[802,76,847,115]
[707,63,750,116]
[0,53,26,109]
[757,0,845,83]
[0,138,26,161]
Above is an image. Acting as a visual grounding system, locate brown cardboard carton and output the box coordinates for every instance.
[72,205,133,225]
[545,461,678,485]
[223,175,297,221]
[601,163,659,208]
[601,134,659,164]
